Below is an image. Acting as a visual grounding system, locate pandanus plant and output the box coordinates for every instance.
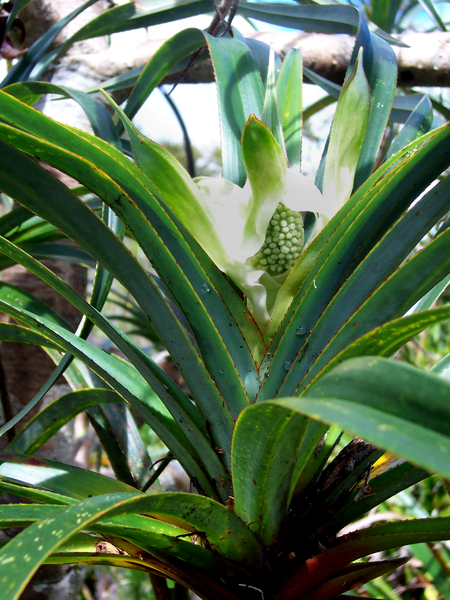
[0,6,450,600]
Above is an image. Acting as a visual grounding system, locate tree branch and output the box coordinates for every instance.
[84,31,450,89]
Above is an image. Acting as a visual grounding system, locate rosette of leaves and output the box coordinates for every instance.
[0,7,449,600]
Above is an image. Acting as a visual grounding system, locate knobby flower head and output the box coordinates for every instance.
[175,116,334,328]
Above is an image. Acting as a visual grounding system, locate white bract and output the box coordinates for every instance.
[186,116,333,328]
[158,53,369,331]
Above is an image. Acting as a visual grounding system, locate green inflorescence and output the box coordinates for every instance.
[249,202,304,275]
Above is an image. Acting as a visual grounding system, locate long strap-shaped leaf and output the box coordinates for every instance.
[0,89,261,407]
[101,94,262,407]
[0,322,62,350]
[266,119,447,343]
[207,33,265,186]
[1,0,98,86]
[0,239,207,443]
[123,28,205,123]
[232,403,309,547]
[5,82,122,149]
[349,15,397,190]
[317,304,450,380]
[0,505,230,587]
[6,381,151,490]
[10,42,265,369]
[386,94,434,161]
[331,461,428,534]
[0,297,227,500]
[68,0,212,41]
[276,49,303,171]
[275,356,450,479]
[238,2,360,35]
[0,491,267,600]
[0,131,241,456]
[298,222,450,393]
[2,84,147,485]
[0,273,227,499]
[5,388,117,452]
[283,170,450,394]
[108,26,263,191]
[0,452,140,501]
[0,281,186,490]
[237,2,405,46]
[261,123,450,397]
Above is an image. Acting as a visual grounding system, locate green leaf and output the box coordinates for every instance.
[276,49,303,171]
[0,453,140,500]
[238,2,361,35]
[104,93,263,406]
[0,118,238,466]
[291,174,450,391]
[350,20,397,190]
[391,93,432,124]
[0,322,62,350]
[232,403,308,546]
[0,245,208,452]
[101,492,267,568]
[0,298,228,499]
[0,243,94,270]
[261,49,285,153]
[410,273,450,314]
[5,82,121,149]
[301,214,450,391]
[322,48,370,209]
[90,65,144,94]
[418,0,447,31]
[235,30,272,89]
[262,122,450,393]
[0,493,141,600]
[1,0,34,41]
[206,33,264,186]
[0,504,58,527]
[303,71,420,126]
[6,389,119,455]
[69,0,212,40]
[386,96,433,158]
[124,28,205,123]
[406,542,450,598]
[367,0,403,32]
[321,304,450,375]
[331,462,429,533]
[88,402,154,489]
[0,481,74,506]
[0,491,267,600]
[1,75,265,379]
[386,94,433,161]
[276,357,450,479]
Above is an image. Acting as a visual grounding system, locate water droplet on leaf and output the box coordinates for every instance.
[295,325,307,336]
[202,282,211,292]
[284,360,291,371]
